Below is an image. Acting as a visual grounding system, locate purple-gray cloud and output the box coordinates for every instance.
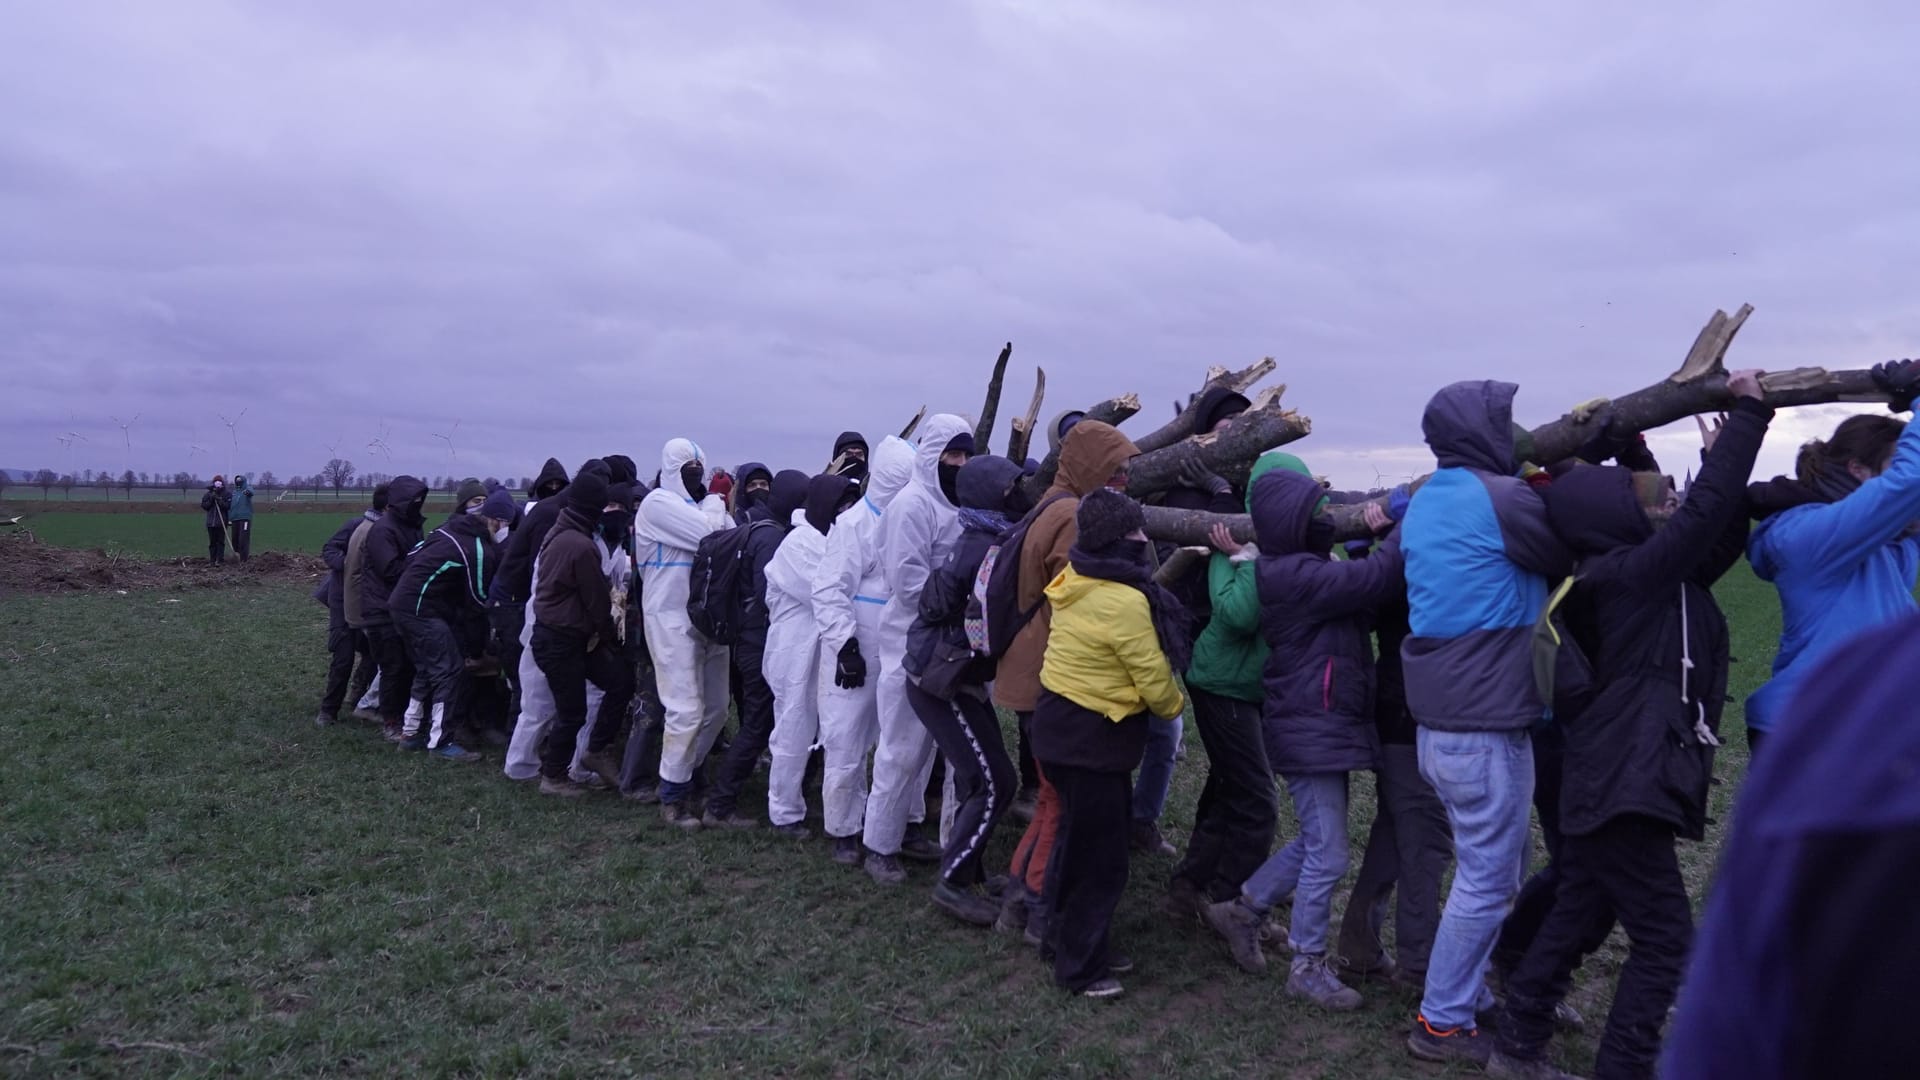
[2,1,1916,490]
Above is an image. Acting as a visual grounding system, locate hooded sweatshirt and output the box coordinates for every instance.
[1542,397,1772,840]
[533,506,616,641]
[357,475,430,628]
[813,435,917,653]
[992,420,1141,712]
[1251,468,1404,775]
[876,415,974,663]
[767,474,856,676]
[635,438,733,621]
[908,456,1026,688]
[229,476,255,522]
[389,510,501,623]
[1400,381,1573,732]
[1044,410,1088,456]
[1186,451,1297,703]
[529,458,570,503]
[733,461,775,524]
[1745,415,1920,734]
[736,469,810,642]
[490,463,592,610]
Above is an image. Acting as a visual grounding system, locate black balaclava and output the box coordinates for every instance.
[401,490,428,527]
[938,432,975,505]
[832,432,870,485]
[1004,474,1037,518]
[569,462,610,527]
[681,462,708,502]
[603,454,638,486]
[600,481,636,547]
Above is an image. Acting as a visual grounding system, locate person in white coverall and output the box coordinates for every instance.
[635,438,734,828]
[763,472,860,834]
[863,414,975,885]
[811,435,918,866]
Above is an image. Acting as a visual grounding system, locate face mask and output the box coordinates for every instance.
[600,509,633,546]
[492,525,509,544]
[464,504,483,515]
[938,463,962,505]
[680,463,708,501]
[1306,516,1336,552]
[1004,482,1036,518]
[403,498,427,526]
[213,482,224,490]
[741,488,770,510]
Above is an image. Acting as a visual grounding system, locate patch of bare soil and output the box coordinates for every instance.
[0,530,325,595]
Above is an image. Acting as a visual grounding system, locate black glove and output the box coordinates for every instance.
[834,638,867,690]
[1872,359,1920,414]
[1175,456,1231,497]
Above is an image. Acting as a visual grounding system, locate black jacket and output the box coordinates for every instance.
[910,456,1026,688]
[357,476,429,627]
[1252,469,1404,775]
[201,486,232,529]
[737,470,809,642]
[1543,396,1773,840]
[530,458,569,501]
[388,512,500,623]
[491,495,566,608]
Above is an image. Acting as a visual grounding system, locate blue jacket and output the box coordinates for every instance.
[1400,381,1572,732]
[1744,417,1920,733]
[229,476,255,521]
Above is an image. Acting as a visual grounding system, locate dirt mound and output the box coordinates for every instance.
[0,530,326,595]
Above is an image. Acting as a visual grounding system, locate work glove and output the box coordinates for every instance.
[1386,484,1412,523]
[1174,456,1232,497]
[834,638,867,690]
[1872,359,1920,414]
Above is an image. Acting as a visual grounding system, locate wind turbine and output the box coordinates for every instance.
[431,419,460,461]
[58,430,88,480]
[188,429,209,477]
[366,421,394,466]
[111,414,140,486]
[218,409,247,481]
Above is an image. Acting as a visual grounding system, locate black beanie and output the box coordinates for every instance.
[1075,489,1145,552]
[603,454,638,485]
[570,461,611,513]
[607,481,637,512]
[944,432,976,456]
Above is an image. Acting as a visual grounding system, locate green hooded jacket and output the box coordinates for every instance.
[1183,452,1311,703]
[228,476,255,521]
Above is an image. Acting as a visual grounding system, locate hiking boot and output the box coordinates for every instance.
[1078,977,1124,1000]
[622,784,660,805]
[430,743,482,763]
[1024,907,1050,949]
[831,835,864,866]
[899,827,942,863]
[540,776,587,798]
[1129,820,1177,857]
[770,821,812,840]
[661,803,703,830]
[1488,1050,1584,1080]
[312,710,336,727]
[994,886,1030,935]
[351,707,382,723]
[399,734,428,752]
[1009,789,1038,824]
[1260,915,1294,954]
[578,750,621,789]
[1406,1017,1492,1067]
[702,809,759,830]
[865,851,907,885]
[931,881,999,927]
[1338,951,1398,985]
[1163,877,1206,924]
[1287,954,1363,1011]
[381,721,406,743]
[1201,898,1268,974]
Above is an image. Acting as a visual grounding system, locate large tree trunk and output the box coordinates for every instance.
[1004,367,1048,465]
[1021,395,1141,498]
[1127,397,1310,497]
[1130,357,1278,455]
[974,342,1013,454]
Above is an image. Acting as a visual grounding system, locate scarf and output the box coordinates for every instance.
[1068,539,1194,674]
[958,507,1013,538]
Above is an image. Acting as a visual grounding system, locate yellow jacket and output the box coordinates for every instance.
[1039,567,1187,723]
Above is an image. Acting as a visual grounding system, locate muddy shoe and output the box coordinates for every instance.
[578,750,622,789]
[865,851,907,886]
[661,803,703,831]
[352,707,382,723]
[312,710,336,728]
[381,721,406,743]
[931,881,999,927]
[1406,1017,1492,1067]
[1078,977,1124,1000]
[430,743,482,763]
[1338,951,1398,985]
[1163,877,1206,923]
[621,784,660,805]
[899,827,943,863]
[994,886,1031,935]
[540,776,587,798]
[399,734,429,752]
[770,821,812,840]
[702,809,760,830]
[1129,820,1177,857]
[831,835,864,866]
[1287,954,1363,1011]
[1201,898,1268,975]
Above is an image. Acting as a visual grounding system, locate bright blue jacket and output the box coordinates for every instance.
[1400,381,1573,732]
[1745,418,1920,733]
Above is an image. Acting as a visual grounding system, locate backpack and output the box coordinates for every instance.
[687,520,775,645]
[964,493,1075,660]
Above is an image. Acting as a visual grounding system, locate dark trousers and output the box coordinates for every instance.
[1017,711,1039,795]
[1173,688,1279,902]
[320,624,374,716]
[1496,726,1612,973]
[365,624,415,724]
[395,611,465,706]
[489,601,526,694]
[1746,726,1767,762]
[1337,742,1452,978]
[1040,760,1133,991]
[1499,815,1694,1080]
[206,525,226,564]
[619,651,668,792]
[908,681,1016,887]
[708,639,779,818]
[531,624,635,781]
[230,520,251,562]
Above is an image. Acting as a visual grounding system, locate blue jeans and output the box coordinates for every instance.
[1241,772,1349,956]
[1131,715,1182,824]
[1417,727,1535,1029]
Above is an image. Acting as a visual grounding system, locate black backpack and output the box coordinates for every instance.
[687,520,775,645]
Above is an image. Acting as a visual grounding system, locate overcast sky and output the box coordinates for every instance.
[3,1,1915,490]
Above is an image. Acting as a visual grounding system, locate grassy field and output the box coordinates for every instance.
[0,570,1779,1077]
[0,506,507,561]
[1,488,468,507]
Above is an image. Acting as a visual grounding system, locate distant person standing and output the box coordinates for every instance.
[201,476,233,565]
[228,475,255,563]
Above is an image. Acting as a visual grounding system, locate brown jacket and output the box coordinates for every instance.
[533,508,617,643]
[992,421,1141,711]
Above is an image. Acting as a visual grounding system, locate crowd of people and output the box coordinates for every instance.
[304,360,1920,1079]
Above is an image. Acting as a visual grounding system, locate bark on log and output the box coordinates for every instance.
[974,343,1013,454]
[1022,395,1141,498]
[1127,399,1311,498]
[1004,367,1048,465]
[1131,357,1279,455]
[899,406,927,441]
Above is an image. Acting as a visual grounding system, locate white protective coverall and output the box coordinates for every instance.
[762,509,829,828]
[503,534,630,781]
[811,435,917,839]
[635,439,734,789]
[863,414,970,856]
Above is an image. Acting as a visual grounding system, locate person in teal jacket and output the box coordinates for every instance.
[1168,452,1293,926]
[1745,360,1920,757]
[228,475,255,563]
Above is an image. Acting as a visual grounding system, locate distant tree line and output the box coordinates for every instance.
[2,464,521,501]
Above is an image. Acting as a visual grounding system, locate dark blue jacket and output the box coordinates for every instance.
[737,470,809,643]
[1251,469,1404,774]
[913,456,1026,688]
[1400,381,1572,732]
[357,475,429,627]
[389,511,500,624]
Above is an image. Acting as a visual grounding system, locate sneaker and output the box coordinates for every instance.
[770,821,812,840]
[865,851,907,886]
[994,886,1030,935]
[540,776,587,798]
[899,829,943,864]
[621,784,661,805]
[1023,907,1050,949]
[661,803,703,831]
[1338,951,1398,985]
[1108,953,1135,976]
[576,750,619,788]
[702,809,760,831]
[1287,954,1363,1011]
[430,743,482,763]
[831,835,864,866]
[399,734,428,752]
[1554,1001,1586,1033]
[1129,820,1177,857]
[1487,1050,1584,1080]
[1406,1017,1492,1067]
[931,881,999,927]
[381,722,405,743]
[1078,978,1124,1000]
[1201,899,1268,974]
[983,873,1011,899]
[1163,877,1206,924]
[352,707,382,723]
[1009,789,1038,824]
[312,710,336,727]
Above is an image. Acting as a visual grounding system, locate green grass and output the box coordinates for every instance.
[6,510,350,560]
[0,571,1780,1077]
